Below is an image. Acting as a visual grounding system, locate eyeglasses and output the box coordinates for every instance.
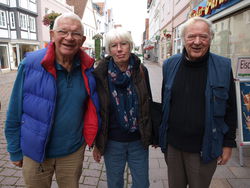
[186,34,210,42]
[56,30,83,39]
[110,41,129,50]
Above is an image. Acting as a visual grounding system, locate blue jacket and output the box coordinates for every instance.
[160,52,232,163]
[6,43,100,163]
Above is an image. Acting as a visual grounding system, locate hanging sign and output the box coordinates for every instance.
[236,57,250,78]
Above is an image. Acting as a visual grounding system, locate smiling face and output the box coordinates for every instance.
[109,38,131,65]
[184,20,211,61]
[50,18,86,61]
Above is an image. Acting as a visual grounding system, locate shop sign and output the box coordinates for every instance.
[189,0,241,18]
[236,57,250,78]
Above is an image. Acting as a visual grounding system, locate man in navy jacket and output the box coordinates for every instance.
[159,16,237,188]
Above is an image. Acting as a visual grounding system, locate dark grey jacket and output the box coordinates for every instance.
[93,54,153,155]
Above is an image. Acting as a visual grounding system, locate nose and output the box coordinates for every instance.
[193,36,201,44]
[117,44,122,51]
[65,32,74,40]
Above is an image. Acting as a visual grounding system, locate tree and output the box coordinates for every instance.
[93,34,103,61]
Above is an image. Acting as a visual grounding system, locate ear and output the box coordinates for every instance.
[50,30,55,42]
[81,36,86,45]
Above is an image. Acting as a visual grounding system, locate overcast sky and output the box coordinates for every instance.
[93,0,148,46]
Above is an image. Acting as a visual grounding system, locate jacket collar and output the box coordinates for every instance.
[41,42,94,78]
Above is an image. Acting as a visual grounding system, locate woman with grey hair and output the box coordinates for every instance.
[92,28,155,188]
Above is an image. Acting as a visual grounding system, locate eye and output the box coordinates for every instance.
[110,44,117,48]
[187,34,196,40]
[121,42,128,45]
[72,32,82,38]
[200,34,209,40]
[58,30,67,35]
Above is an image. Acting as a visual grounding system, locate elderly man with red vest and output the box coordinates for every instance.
[5,12,100,188]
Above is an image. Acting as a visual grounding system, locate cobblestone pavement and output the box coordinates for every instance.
[1,61,250,187]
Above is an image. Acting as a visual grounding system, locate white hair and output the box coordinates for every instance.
[105,28,134,54]
[180,16,214,45]
[53,12,84,34]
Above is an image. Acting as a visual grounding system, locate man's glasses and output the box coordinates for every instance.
[56,30,83,39]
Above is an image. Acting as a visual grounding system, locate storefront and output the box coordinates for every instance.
[190,0,250,74]
[0,44,10,70]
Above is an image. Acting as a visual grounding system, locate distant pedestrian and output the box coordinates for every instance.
[92,28,156,188]
[159,16,237,188]
[5,12,100,188]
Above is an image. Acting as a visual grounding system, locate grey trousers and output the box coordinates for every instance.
[165,144,217,188]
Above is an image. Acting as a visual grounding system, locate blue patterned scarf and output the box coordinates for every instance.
[108,57,139,132]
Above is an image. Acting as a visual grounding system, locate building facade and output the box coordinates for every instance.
[0,0,38,71]
[146,0,250,69]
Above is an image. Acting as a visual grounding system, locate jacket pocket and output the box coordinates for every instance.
[212,87,228,117]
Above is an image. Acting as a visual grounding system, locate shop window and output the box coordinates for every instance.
[0,10,7,28]
[245,10,250,24]
[0,45,9,69]
[211,9,250,75]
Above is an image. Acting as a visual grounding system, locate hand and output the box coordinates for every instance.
[217,147,232,165]
[12,160,23,168]
[93,146,102,163]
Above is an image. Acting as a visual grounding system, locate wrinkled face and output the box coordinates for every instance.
[109,38,131,65]
[50,18,86,60]
[184,20,211,61]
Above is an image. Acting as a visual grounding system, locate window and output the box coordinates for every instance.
[173,26,182,54]
[0,10,7,28]
[9,12,15,29]
[20,13,28,30]
[29,17,35,32]
[45,8,49,14]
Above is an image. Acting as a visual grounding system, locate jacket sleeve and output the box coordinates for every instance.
[5,61,26,161]
[223,70,237,147]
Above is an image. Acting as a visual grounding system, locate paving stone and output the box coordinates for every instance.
[149,158,160,168]
[1,176,18,185]
[149,179,165,188]
[82,161,90,169]
[162,180,169,188]
[51,181,58,188]
[98,180,108,188]
[0,168,17,176]
[100,172,107,181]
[227,178,250,188]
[213,166,235,178]
[79,184,95,188]
[82,169,101,178]
[15,178,25,186]
[149,148,164,158]
[149,168,168,180]
[89,162,103,170]
[83,176,99,186]
[158,158,167,168]
[229,166,250,178]
[0,175,4,182]
[210,178,231,188]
